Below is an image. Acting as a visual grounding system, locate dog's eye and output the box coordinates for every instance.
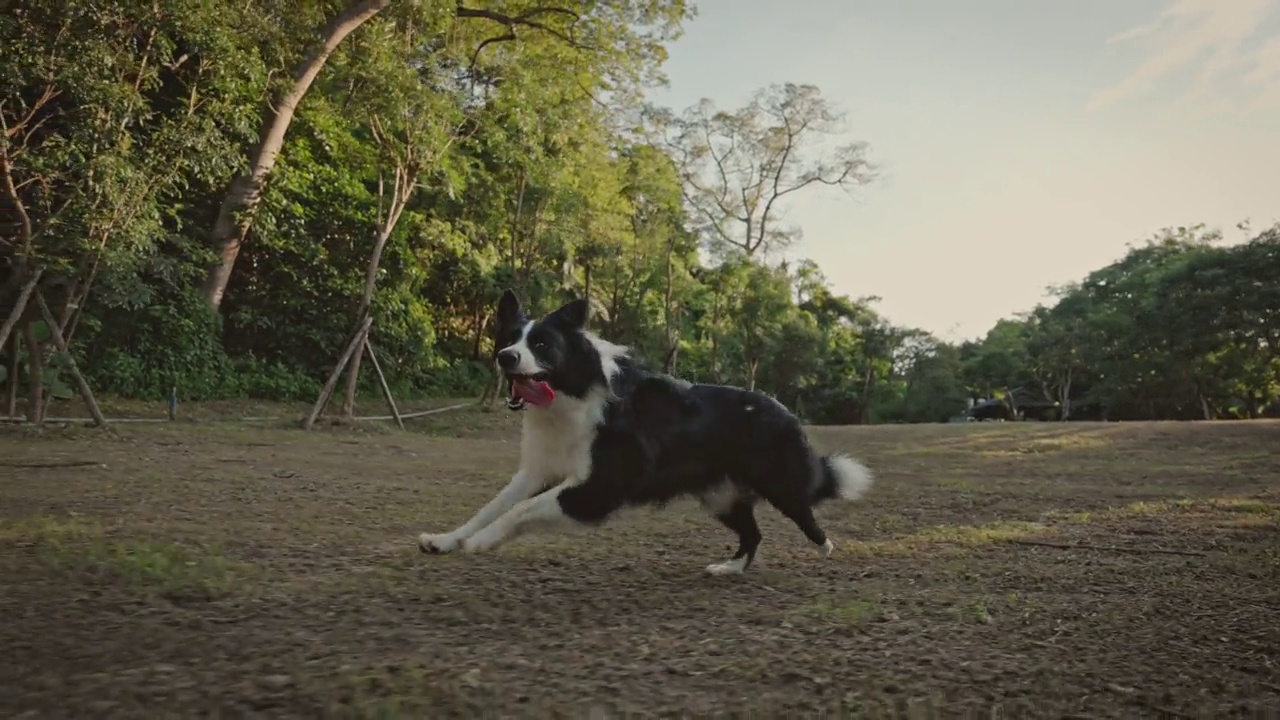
[533,340,547,350]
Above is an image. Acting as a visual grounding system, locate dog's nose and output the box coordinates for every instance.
[497,348,519,370]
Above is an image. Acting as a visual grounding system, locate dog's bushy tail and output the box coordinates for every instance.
[812,453,874,505]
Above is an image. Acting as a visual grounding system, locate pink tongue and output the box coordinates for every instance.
[514,379,555,407]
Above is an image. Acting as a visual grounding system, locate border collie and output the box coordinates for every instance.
[417,290,874,575]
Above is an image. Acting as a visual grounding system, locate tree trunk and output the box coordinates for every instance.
[709,294,722,383]
[23,322,42,424]
[1058,370,1073,421]
[509,171,526,276]
[747,357,759,391]
[859,368,874,425]
[200,0,391,311]
[1003,385,1019,419]
[4,332,18,418]
[582,260,593,330]
[470,303,488,360]
[1198,393,1214,421]
[662,237,676,369]
[0,268,42,352]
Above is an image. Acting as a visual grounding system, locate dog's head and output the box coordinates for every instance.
[494,289,623,411]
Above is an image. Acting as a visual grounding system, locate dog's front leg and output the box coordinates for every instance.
[461,480,578,554]
[418,470,544,554]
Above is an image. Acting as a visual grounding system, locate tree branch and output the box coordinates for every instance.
[457,3,585,68]
[0,129,34,256]
[2,85,62,142]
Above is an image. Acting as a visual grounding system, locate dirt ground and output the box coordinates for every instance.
[2,401,1279,718]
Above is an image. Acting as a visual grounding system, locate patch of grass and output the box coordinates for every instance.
[1048,508,1094,523]
[1046,497,1280,525]
[1122,500,1176,516]
[1186,497,1280,513]
[963,599,993,624]
[0,514,100,544]
[45,538,243,599]
[790,598,880,626]
[872,512,915,533]
[966,430,1114,458]
[1218,513,1280,529]
[1023,433,1113,451]
[931,478,979,492]
[4,514,248,599]
[844,520,1050,557]
[917,520,1047,545]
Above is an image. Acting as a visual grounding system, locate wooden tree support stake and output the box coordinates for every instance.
[35,291,107,428]
[363,339,404,430]
[0,268,44,352]
[303,315,373,430]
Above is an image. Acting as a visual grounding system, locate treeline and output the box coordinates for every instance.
[2,2,1277,426]
[961,224,1280,422]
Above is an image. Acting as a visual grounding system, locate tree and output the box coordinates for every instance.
[200,0,393,312]
[200,0,693,312]
[2,0,272,410]
[335,13,472,418]
[1024,295,1090,420]
[650,83,876,259]
[961,319,1032,402]
[735,262,794,391]
[896,339,968,423]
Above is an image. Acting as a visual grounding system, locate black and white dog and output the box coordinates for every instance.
[417,290,874,575]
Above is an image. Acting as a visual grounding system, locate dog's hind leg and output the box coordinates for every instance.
[704,499,762,576]
[750,480,834,558]
[771,498,833,557]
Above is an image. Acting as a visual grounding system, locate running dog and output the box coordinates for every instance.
[417,290,874,574]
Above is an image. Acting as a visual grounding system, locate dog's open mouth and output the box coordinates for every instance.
[507,373,555,409]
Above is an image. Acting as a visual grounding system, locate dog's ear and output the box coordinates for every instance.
[496,289,523,331]
[546,297,589,330]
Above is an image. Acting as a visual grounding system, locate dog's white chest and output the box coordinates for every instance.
[518,397,603,484]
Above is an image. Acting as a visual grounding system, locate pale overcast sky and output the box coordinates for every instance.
[648,0,1280,341]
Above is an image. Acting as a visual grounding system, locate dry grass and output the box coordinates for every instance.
[2,405,1279,717]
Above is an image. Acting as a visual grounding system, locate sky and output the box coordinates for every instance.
[646,0,1280,341]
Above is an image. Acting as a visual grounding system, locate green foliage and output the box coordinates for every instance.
[959,224,1280,421]
[83,289,318,401]
[2,2,1275,426]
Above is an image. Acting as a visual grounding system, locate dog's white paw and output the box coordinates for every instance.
[820,539,835,558]
[705,556,749,576]
[418,532,464,555]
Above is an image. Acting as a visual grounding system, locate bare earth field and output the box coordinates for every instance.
[2,402,1279,718]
